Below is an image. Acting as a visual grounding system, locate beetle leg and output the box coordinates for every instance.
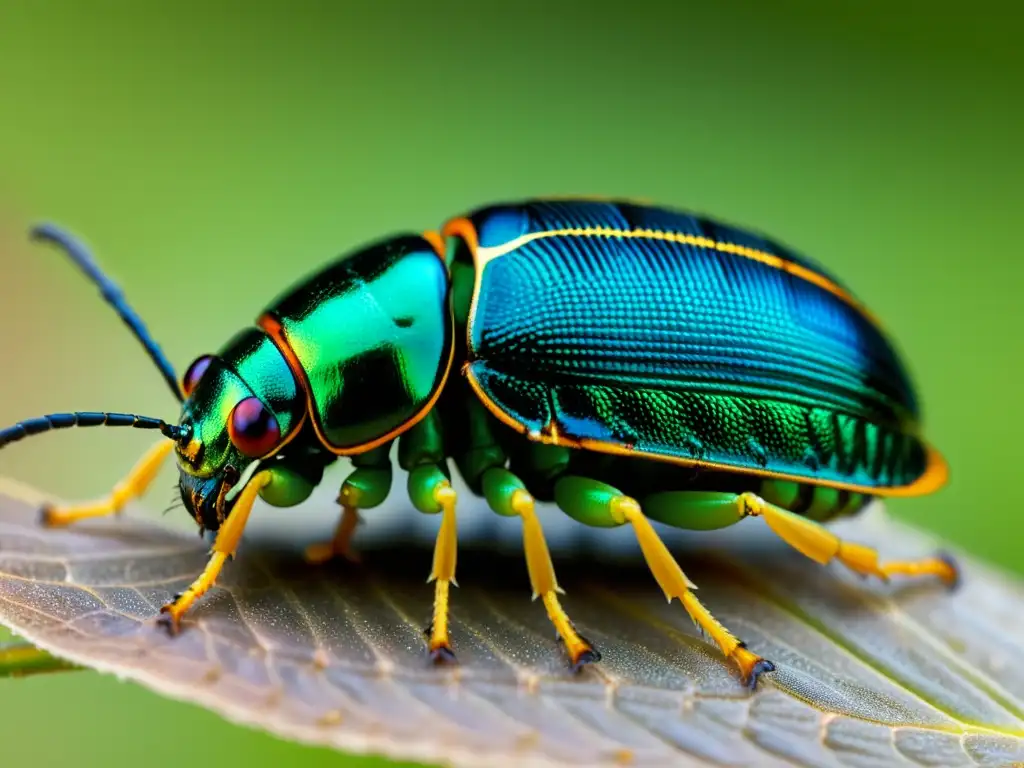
[612,495,772,688]
[41,440,174,527]
[554,476,774,689]
[305,505,361,564]
[738,492,959,587]
[158,470,271,632]
[428,482,458,662]
[480,467,599,671]
[305,465,393,564]
[407,465,459,662]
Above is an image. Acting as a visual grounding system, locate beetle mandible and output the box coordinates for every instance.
[0,199,957,688]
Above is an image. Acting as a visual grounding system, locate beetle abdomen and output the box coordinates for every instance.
[448,199,946,496]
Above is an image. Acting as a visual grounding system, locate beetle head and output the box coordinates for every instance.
[174,354,285,531]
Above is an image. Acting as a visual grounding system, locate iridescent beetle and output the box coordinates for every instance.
[0,199,957,688]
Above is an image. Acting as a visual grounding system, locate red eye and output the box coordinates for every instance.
[228,397,281,458]
[182,355,214,397]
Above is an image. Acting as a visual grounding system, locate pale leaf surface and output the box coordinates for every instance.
[0,476,1022,767]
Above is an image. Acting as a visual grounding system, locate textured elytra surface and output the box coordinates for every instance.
[1,475,1023,767]
[467,199,929,490]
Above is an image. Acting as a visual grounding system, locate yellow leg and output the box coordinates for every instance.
[305,465,391,564]
[611,495,774,688]
[738,492,959,586]
[41,440,173,527]
[511,489,598,670]
[158,471,271,633]
[426,482,458,661]
[304,505,361,564]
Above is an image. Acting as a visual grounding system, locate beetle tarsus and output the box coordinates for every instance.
[156,609,183,636]
[428,643,457,665]
[303,504,362,566]
[742,658,776,691]
[554,623,601,671]
[157,587,197,635]
[303,541,361,565]
[935,550,962,591]
[37,501,118,529]
[552,618,598,671]
[738,492,961,589]
[38,504,61,528]
[570,645,602,673]
[731,641,776,690]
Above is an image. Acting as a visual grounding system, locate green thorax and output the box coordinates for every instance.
[261,235,452,453]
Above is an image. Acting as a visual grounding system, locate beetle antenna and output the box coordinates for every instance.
[0,412,188,450]
[30,224,185,402]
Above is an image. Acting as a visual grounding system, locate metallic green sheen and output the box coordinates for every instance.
[481,467,526,517]
[220,328,305,437]
[643,491,745,530]
[407,465,448,514]
[178,358,256,479]
[340,467,393,509]
[553,476,623,528]
[260,465,318,508]
[263,236,451,452]
[465,199,931,491]
[179,328,303,479]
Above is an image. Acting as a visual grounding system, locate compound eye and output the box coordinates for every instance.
[182,355,215,397]
[228,397,281,458]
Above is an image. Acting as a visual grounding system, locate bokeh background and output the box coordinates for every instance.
[0,1,1020,766]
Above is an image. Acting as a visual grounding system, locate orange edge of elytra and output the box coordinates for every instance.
[421,230,446,260]
[463,364,948,499]
[440,214,485,352]
[440,216,480,258]
[258,310,455,457]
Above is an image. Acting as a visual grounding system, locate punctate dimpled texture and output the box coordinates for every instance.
[0,479,1022,768]
[467,200,930,490]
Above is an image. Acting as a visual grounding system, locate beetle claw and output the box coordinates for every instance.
[570,647,601,673]
[743,658,776,691]
[428,644,457,665]
[156,609,182,636]
[935,550,962,591]
[38,504,58,527]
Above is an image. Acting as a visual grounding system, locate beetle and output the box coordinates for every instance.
[0,199,957,688]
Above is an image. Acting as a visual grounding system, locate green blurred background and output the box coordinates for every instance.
[0,1,1020,765]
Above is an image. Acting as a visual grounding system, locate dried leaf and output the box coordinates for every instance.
[1,476,1022,767]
